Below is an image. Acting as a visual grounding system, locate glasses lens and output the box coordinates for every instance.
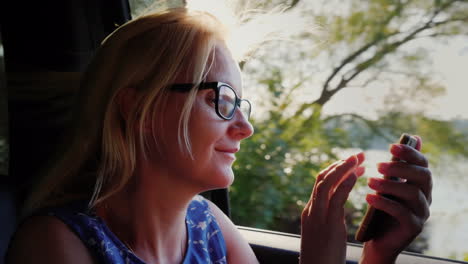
[218,85,237,118]
[239,99,251,120]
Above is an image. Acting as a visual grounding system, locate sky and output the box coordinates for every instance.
[322,36,468,121]
[240,0,468,122]
[427,37,468,120]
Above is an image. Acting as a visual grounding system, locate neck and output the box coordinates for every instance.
[96,168,199,263]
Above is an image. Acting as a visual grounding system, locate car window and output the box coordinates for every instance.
[127,0,468,262]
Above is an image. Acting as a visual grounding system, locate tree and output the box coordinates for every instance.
[230,0,468,254]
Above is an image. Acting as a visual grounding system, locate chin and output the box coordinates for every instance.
[206,167,235,190]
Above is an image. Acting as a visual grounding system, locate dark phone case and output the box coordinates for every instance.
[355,133,418,242]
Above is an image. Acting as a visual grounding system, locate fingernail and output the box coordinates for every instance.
[355,166,365,176]
[390,144,403,154]
[377,162,389,173]
[356,152,365,162]
[414,135,422,149]
[366,194,377,204]
[367,178,380,189]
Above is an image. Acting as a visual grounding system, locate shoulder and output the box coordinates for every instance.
[205,199,259,264]
[6,215,96,264]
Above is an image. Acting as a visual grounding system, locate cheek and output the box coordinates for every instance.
[188,112,227,156]
[188,127,216,160]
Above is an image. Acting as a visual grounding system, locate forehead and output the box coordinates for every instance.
[205,42,243,96]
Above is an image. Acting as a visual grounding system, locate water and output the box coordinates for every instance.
[426,155,468,260]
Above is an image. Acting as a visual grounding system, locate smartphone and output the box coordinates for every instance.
[355,133,418,242]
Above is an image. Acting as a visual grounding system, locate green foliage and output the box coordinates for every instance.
[231,111,336,230]
[230,0,468,257]
[230,71,356,230]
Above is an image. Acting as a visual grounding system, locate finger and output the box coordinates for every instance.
[336,152,365,186]
[328,173,358,220]
[366,194,425,234]
[318,155,358,201]
[320,155,358,194]
[355,166,366,177]
[356,151,366,165]
[390,144,428,168]
[368,178,430,219]
[316,160,343,183]
[414,135,422,151]
[310,156,358,216]
[304,160,342,217]
[377,162,432,203]
[306,160,344,210]
[307,153,362,216]
[316,152,364,183]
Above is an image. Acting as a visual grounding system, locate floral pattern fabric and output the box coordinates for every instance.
[45,195,227,264]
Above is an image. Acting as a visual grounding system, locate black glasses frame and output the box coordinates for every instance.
[170,82,251,120]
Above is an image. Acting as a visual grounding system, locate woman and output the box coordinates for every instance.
[6,7,432,264]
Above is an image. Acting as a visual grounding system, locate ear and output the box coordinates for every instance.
[115,87,138,121]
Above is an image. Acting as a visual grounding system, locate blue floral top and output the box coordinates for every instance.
[44,195,227,264]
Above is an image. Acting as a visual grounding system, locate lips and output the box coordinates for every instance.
[215,148,239,153]
[215,147,239,161]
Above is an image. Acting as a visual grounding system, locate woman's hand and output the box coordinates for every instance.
[300,152,366,264]
[360,136,432,264]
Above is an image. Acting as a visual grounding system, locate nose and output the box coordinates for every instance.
[228,108,254,140]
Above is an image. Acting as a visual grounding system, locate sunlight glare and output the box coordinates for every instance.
[186,0,319,62]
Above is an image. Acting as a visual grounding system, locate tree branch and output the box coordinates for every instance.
[323,113,394,142]
[346,69,385,88]
[317,0,466,104]
[279,77,310,112]
[293,34,400,114]
[285,0,301,11]
[321,32,399,95]
[319,0,410,96]
[432,15,468,26]
[294,0,466,116]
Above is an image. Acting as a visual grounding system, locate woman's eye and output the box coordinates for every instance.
[205,92,216,105]
[219,95,235,105]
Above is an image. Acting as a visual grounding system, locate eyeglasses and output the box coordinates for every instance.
[170,82,251,120]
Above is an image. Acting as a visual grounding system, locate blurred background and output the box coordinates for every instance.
[226,0,468,261]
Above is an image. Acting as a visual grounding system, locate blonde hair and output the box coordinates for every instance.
[23,8,229,214]
[23,2,314,215]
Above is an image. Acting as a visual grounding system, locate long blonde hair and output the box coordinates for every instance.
[23,2,313,216]
[23,8,229,214]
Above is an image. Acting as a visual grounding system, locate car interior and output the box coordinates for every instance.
[0,1,467,263]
